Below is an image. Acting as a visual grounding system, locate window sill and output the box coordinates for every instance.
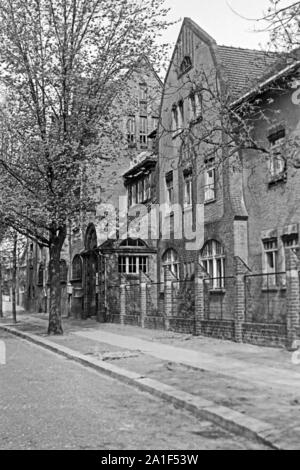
[177,65,193,79]
[204,198,216,206]
[209,288,226,295]
[268,173,287,187]
[129,200,151,209]
[190,116,203,126]
[261,286,286,292]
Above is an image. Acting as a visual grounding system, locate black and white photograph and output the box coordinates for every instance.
[0,0,300,453]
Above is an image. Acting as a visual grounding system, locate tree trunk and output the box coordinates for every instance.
[12,231,17,324]
[48,226,66,335]
[0,260,3,318]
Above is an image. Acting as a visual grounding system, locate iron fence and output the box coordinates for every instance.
[124,283,141,326]
[244,272,287,325]
[106,285,121,323]
[203,276,236,321]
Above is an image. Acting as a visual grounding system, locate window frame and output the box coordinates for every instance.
[162,249,180,279]
[189,90,202,122]
[140,116,148,147]
[118,255,148,275]
[127,116,136,145]
[72,255,83,282]
[165,172,174,208]
[204,159,216,203]
[263,239,279,287]
[201,240,225,290]
[268,129,287,182]
[184,171,193,208]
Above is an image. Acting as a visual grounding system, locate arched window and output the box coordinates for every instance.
[120,238,147,248]
[85,224,97,251]
[162,249,180,278]
[60,260,68,284]
[180,56,192,75]
[127,117,136,144]
[72,255,83,281]
[200,240,225,289]
[37,264,44,286]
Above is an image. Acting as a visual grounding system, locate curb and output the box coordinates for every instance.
[0,324,288,450]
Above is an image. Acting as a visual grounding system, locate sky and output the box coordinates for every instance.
[162,0,296,50]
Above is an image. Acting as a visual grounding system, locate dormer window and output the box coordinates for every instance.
[180,56,192,75]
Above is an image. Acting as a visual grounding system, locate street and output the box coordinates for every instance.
[0,331,267,450]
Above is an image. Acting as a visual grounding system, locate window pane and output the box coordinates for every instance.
[140,117,148,145]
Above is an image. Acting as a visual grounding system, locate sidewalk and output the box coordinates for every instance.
[2,311,300,449]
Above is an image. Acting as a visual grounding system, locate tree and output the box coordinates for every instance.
[0,0,171,335]
[261,0,300,53]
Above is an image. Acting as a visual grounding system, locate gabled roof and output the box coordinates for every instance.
[216,46,279,99]
[165,18,299,103]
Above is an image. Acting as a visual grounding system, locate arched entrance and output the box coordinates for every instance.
[84,224,98,318]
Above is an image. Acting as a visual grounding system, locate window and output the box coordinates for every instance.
[60,260,68,284]
[184,170,193,207]
[72,255,82,281]
[128,174,151,207]
[172,101,184,136]
[201,240,225,289]
[127,117,136,144]
[139,83,148,102]
[179,56,192,75]
[189,91,202,121]
[37,264,44,286]
[165,172,174,208]
[282,234,299,248]
[263,239,278,286]
[178,100,184,130]
[268,129,286,179]
[120,239,147,248]
[152,117,159,131]
[172,105,178,135]
[204,159,216,202]
[140,116,148,146]
[184,262,195,279]
[118,256,148,275]
[163,249,179,278]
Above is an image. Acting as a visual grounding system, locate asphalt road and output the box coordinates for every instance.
[0,331,267,450]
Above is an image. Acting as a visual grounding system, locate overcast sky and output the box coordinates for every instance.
[162,0,295,50]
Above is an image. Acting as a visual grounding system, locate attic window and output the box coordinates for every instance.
[180,56,192,75]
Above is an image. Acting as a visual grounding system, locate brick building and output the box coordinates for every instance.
[29,57,163,321]
[26,18,300,348]
[155,18,300,346]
